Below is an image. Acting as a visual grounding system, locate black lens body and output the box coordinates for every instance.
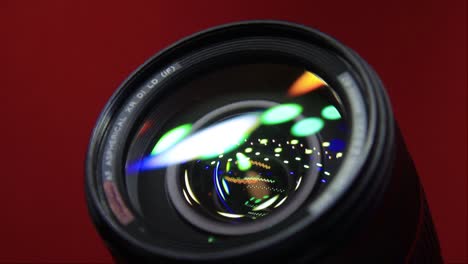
[85,21,443,263]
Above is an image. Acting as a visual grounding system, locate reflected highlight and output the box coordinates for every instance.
[321,105,341,120]
[253,195,280,211]
[151,124,192,155]
[260,104,302,125]
[236,152,252,171]
[185,170,200,204]
[291,117,324,137]
[140,113,259,169]
[288,71,326,97]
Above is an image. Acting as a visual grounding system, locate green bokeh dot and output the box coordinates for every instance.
[291,117,325,137]
[236,152,251,171]
[260,103,303,125]
[321,105,341,120]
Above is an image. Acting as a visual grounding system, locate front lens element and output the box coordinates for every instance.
[125,63,348,234]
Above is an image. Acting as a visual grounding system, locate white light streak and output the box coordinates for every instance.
[253,195,280,211]
[274,196,288,208]
[295,177,302,190]
[217,212,244,218]
[185,170,200,204]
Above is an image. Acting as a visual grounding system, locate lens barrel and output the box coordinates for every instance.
[85,21,443,263]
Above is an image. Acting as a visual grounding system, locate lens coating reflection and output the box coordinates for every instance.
[126,64,348,229]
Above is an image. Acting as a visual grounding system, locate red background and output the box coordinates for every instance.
[0,1,465,263]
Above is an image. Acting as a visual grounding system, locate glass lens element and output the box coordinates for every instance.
[125,63,348,228]
[180,123,315,222]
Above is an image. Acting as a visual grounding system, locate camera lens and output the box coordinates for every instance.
[125,64,347,235]
[86,21,442,263]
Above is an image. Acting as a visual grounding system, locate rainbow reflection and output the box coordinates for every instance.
[138,113,260,170]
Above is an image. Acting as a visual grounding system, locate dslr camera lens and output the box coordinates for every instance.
[85,21,443,263]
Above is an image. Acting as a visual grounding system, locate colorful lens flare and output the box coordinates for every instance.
[151,124,192,155]
[260,103,303,125]
[291,117,325,137]
[321,105,341,120]
[140,113,260,169]
[236,152,252,171]
[288,71,326,97]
